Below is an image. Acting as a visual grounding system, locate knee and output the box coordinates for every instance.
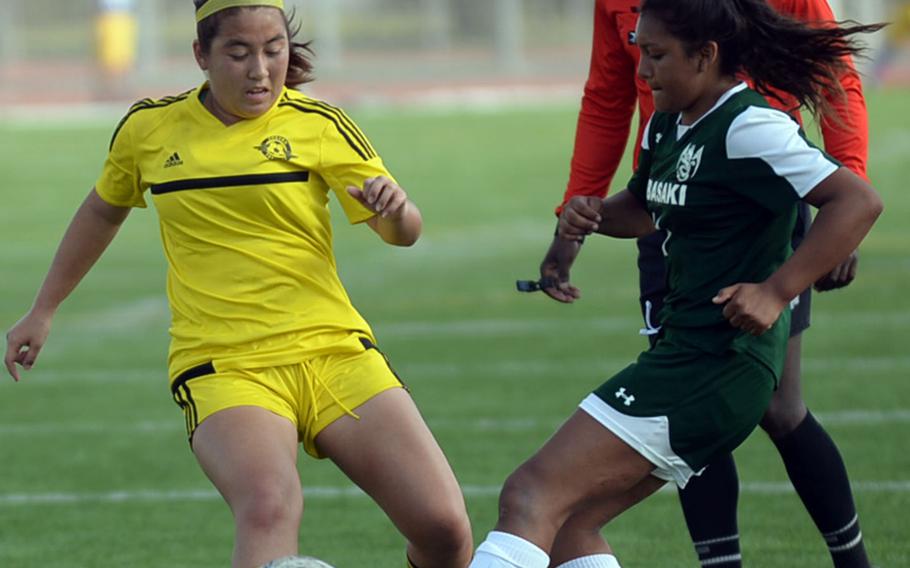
[233,481,302,532]
[498,463,569,530]
[760,394,807,439]
[408,499,473,563]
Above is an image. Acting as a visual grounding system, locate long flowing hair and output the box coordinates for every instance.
[639,0,885,120]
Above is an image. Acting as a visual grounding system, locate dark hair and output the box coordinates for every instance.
[193,0,314,88]
[639,0,885,120]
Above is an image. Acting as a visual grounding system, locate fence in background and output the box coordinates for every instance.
[0,0,904,108]
[0,0,596,106]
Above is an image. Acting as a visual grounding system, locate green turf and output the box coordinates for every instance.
[1,90,908,567]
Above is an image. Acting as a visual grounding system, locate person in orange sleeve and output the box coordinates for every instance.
[535,1,871,566]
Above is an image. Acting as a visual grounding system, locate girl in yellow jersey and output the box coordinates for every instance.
[3,2,472,567]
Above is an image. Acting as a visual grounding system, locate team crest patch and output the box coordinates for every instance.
[676,143,704,182]
[256,136,297,161]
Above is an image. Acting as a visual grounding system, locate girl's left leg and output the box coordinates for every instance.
[314,387,473,568]
[471,410,665,568]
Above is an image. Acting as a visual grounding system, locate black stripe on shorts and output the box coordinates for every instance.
[171,361,215,440]
[360,337,408,390]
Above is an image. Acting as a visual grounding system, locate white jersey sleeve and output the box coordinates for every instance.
[726,106,838,198]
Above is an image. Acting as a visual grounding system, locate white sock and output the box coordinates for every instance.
[555,554,622,568]
[469,531,550,568]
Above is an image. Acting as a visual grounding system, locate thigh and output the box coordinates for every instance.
[192,405,301,507]
[762,334,808,436]
[301,342,404,458]
[775,334,805,407]
[498,410,663,542]
[314,388,467,535]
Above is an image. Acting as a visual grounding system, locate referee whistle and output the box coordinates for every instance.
[515,277,558,293]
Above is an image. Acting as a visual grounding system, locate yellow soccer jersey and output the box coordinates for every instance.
[96,83,389,380]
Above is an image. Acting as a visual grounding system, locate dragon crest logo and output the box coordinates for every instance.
[676,143,704,182]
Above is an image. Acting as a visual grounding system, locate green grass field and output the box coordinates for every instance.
[1,90,908,567]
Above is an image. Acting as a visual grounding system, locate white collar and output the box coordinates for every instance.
[677,82,749,129]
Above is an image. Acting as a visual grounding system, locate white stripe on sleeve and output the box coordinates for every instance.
[726,106,838,198]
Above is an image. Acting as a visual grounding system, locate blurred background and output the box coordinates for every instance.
[1,0,909,111]
[1,2,909,567]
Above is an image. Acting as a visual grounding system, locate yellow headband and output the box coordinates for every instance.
[195,0,284,23]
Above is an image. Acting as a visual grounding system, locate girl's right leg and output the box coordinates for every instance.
[192,406,303,568]
[548,475,666,567]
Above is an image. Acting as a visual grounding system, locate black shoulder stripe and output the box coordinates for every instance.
[306,98,377,159]
[108,92,191,151]
[292,96,377,159]
[279,100,375,161]
[280,96,376,160]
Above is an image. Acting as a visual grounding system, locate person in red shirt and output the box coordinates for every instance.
[536,1,871,566]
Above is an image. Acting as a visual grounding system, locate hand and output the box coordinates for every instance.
[713,282,789,336]
[814,250,858,292]
[5,311,53,382]
[347,176,408,219]
[539,236,582,303]
[558,196,603,242]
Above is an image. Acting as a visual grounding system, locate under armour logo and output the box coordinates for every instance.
[655,133,663,144]
[615,387,635,406]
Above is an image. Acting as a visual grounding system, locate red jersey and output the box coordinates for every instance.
[557,0,870,214]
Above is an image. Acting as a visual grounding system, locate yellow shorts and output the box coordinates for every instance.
[170,339,405,458]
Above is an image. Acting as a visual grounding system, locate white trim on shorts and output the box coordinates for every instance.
[579,393,700,488]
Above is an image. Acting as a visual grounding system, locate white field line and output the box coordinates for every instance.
[429,409,910,429]
[42,295,910,341]
[2,481,909,507]
[2,409,908,436]
[14,349,910,387]
[0,88,581,129]
[375,317,641,337]
[51,306,647,339]
[62,297,169,332]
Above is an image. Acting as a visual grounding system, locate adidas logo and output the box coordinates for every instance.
[163,152,184,168]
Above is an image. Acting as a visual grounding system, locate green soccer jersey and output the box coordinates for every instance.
[627,83,839,377]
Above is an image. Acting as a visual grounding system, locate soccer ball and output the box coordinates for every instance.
[261,556,335,568]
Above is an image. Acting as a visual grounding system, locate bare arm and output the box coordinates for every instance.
[541,191,653,304]
[558,190,656,241]
[714,168,882,335]
[5,189,130,380]
[537,1,639,304]
[556,0,639,215]
[347,176,422,246]
[767,168,881,301]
